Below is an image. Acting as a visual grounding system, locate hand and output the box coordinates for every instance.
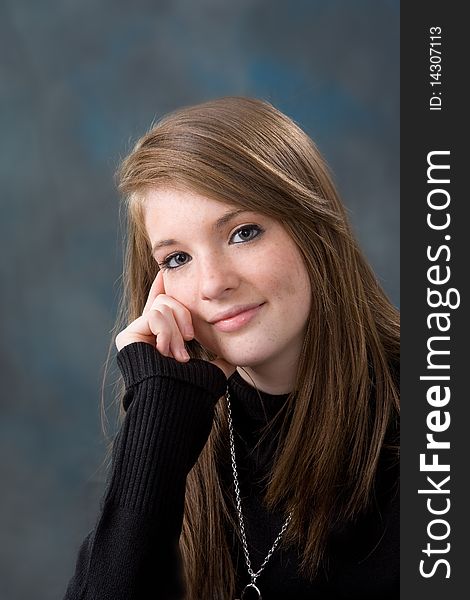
[115,271,195,362]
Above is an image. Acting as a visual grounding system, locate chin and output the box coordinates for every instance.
[217,343,274,368]
[198,325,279,367]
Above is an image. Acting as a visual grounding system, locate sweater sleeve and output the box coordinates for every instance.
[64,342,227,600]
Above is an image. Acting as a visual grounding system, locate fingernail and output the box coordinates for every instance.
[185,328,194,339]
[181,349,190,360]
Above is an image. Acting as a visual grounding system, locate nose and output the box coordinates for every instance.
[197,253,240,300]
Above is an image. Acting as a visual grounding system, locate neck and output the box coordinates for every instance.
[236,349,299,395]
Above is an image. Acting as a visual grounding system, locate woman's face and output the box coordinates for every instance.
[143,187,312,372]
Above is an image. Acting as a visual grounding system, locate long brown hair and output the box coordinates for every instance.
[105,97,399,599]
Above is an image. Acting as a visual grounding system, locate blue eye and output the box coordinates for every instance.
[159,252,191,270]
[231,225,264,243]
[159,225,264,271]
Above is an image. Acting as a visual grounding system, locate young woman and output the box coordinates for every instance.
[64,97,399,600]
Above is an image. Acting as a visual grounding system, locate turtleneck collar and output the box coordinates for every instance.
[224,370,294,484]
[227,369,292,435]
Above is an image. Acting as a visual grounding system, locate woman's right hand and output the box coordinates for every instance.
[115,271,237,378]
[115,271,195,362]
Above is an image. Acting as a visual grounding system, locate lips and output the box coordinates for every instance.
[209,303,264,324]
[209,303,265,333]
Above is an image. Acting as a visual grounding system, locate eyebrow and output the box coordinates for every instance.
[151,208,250,254]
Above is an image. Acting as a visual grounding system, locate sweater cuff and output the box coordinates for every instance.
[116,341,227,398]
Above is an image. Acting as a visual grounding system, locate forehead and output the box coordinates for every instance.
[143,187,261,234]
[143,186,236,220]
[142,187,265,252]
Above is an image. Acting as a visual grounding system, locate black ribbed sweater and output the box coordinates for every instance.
[64,342,399,599]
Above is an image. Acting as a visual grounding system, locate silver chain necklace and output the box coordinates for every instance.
[225,387,292,600]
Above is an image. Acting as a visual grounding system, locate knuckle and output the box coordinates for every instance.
[154,303,171,317]
[150,295,164,309]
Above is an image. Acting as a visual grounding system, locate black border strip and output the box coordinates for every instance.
[401,3,467,597]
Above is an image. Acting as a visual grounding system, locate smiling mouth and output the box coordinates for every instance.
[211,303,265,333]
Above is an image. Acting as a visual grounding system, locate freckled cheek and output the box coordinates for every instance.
[163,279,199,319]
[261,264,298,300]
[271,264,312,314]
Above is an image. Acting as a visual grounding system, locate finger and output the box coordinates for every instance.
[151,295,194,340]
[143,270,166,315]
[148,305,189,361]
[159,305,190,360]
[147,306,173,357]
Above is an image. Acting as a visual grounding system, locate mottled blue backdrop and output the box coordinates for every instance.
[0,1,399,598]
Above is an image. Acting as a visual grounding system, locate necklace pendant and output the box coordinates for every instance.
[240,582,262,599]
